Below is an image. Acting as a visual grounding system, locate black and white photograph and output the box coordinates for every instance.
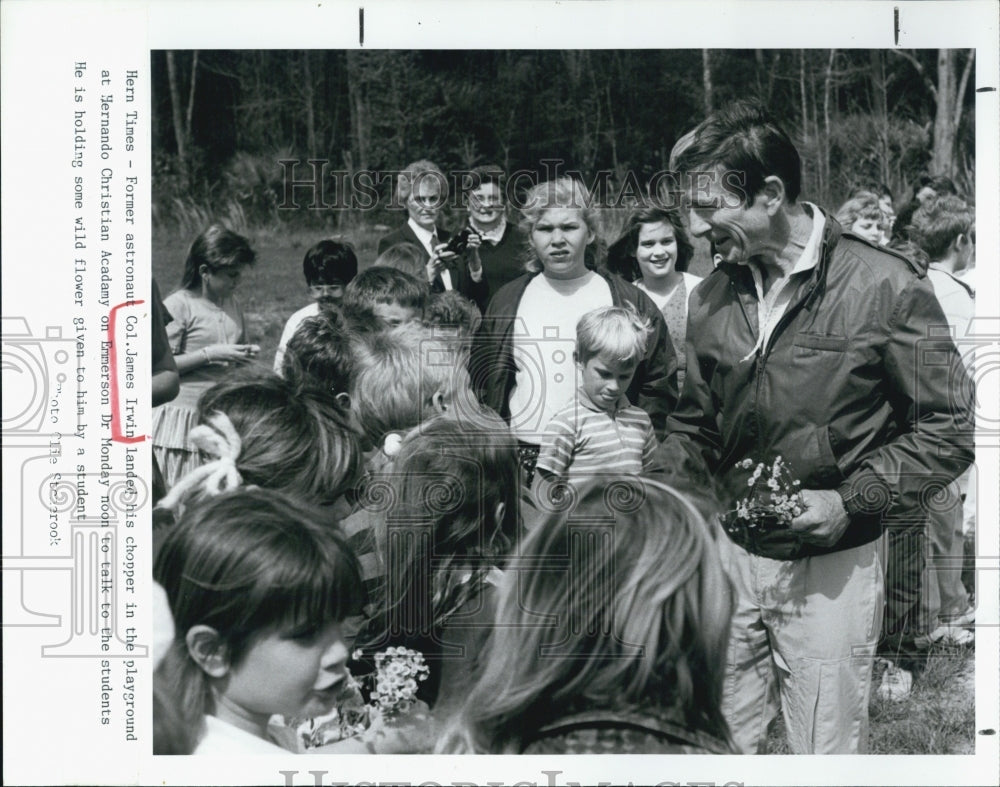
[3,1,999,785]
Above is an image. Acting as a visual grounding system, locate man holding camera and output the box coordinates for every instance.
[378,158,488,310]
[660,101,974,753]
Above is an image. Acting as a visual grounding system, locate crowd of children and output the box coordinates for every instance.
[151,157,977,754]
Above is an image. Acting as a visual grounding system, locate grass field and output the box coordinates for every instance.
[152,223,976,755]
[152,225,389,366]
[763,641,976,754]
[152,219,718,365]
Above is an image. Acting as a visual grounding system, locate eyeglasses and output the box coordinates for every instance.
[310,284,344,296]
[470,194,503,208]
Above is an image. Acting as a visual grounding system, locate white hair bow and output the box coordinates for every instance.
[158,412,244,510]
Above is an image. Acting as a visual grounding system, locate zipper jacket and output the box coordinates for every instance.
[661,209,974,560]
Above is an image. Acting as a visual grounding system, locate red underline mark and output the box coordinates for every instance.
[108,300,146,444]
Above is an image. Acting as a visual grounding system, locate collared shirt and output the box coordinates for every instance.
[927,264,975,373]
[743,203,825,360]
[407,217,437,256]
[407,218,453,290]
[471,215,507,245]
[535,387,658,479]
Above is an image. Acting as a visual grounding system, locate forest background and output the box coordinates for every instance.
[151,49,975,234]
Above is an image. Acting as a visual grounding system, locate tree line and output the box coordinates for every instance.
[152,49,975,230]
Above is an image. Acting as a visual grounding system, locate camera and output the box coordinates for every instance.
[443,228,474,256]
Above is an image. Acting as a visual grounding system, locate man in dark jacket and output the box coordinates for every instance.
[659,102,974,753]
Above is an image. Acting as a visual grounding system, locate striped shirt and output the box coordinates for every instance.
[535,389,658,479]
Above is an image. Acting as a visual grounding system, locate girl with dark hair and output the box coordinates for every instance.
[608,207,701,390]
[154,488,366,754]
[357,412,521,717]
[153,224,259,488]
[154,369,363,539]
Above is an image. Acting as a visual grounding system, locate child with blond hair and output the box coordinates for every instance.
[533,306,658,502]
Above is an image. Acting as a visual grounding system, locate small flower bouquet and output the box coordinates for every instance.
[292,646,430,749]
[722,456,803,537]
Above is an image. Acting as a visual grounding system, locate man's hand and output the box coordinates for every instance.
[789,489,851,547]
[426,245,456,284]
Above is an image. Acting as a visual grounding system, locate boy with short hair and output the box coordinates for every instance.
[280,307,356,408]
[908,195,976,649]
[424,290,482,358]
[274,239,358,371]
[341,265,428,334]
[533,306,658,499]
[341,321,481,600]
[349,322,473,461]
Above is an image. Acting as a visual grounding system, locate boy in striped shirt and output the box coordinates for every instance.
[533,306,658,503]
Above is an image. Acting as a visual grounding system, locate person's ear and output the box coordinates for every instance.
[199,264,211,279]
[185,625,230,678]
[431,389,448,414]
[761,176,786,215]
[334,391,352,410]
[573,350,582,368]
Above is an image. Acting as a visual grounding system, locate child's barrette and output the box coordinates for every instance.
[382,431,404,458]
[158,412,244,510]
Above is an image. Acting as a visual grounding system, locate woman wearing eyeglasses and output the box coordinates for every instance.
[461,165,526,304]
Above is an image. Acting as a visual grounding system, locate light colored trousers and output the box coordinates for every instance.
[719,537,883,754]
[921,477,971,628]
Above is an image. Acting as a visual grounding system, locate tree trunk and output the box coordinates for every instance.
[302,51,317,160]
[185,51,198,146]
[823,49,836,197]
[930,49,956,176]
[165,51,189,185]
[345,52,369,174]
[953,49,975,140]
[702,49,713,114]
[869,49,890,185]
[766,51,781,104]
[605,82,622,183]
[799,51,810,193]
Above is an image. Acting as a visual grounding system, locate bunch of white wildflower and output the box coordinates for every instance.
[289,647,430,749]
[725,456,803,535]
[370,647,431,718]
